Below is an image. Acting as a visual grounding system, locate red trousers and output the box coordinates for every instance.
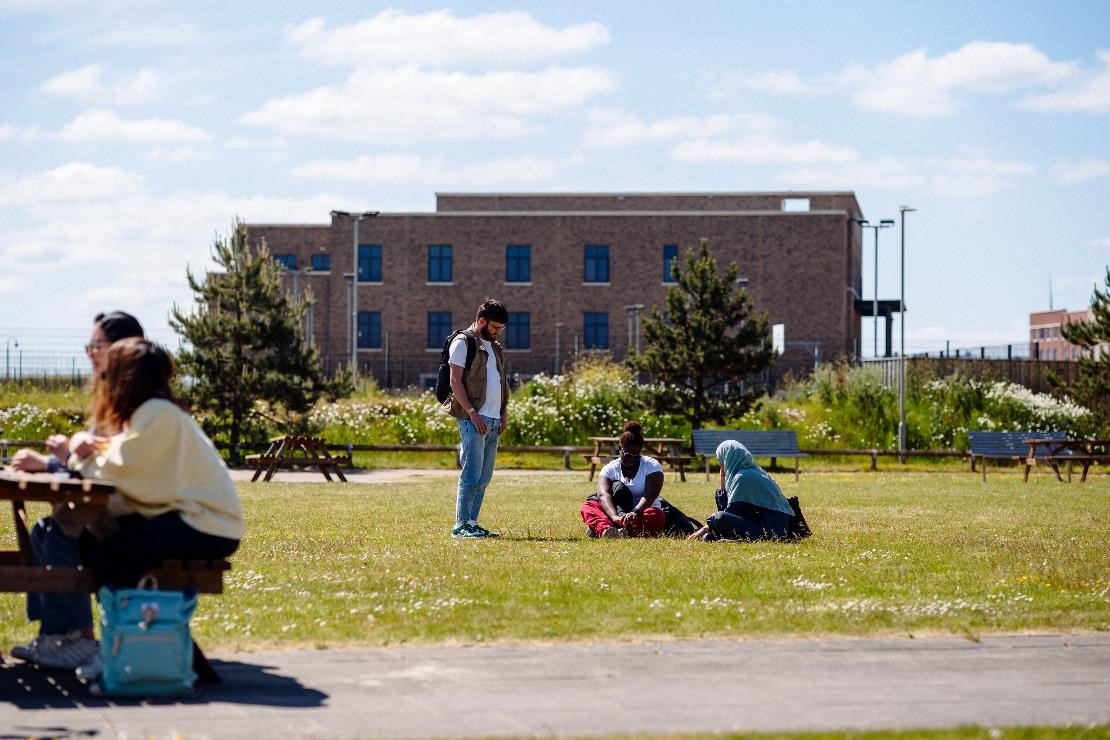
[580,499,665,537]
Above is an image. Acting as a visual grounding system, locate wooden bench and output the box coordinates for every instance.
[967,431,1067,482]
[248,435,348,482]
[1022,437,1110,483]
[692,429,809,481]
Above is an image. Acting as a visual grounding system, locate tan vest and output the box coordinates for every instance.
[442,329,510,420]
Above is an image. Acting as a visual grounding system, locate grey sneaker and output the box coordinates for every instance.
[602,526,627,539]
[76,653,103,682]
[586,527,599,538]
[23,631,98,670]
[9,635,42,662]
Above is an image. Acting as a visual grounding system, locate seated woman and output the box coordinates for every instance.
[9,311,144,671]
[687,440,795,541]
[580,421,666,538]
[70,337,244,594]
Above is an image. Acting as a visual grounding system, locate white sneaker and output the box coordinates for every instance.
[31,631,98,670]
[602,526,627,539]
[76,653,103,682]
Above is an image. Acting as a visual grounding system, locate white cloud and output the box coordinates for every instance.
[672,133,859,165]
[1090,237,1110,248]
[88,22,202,49]
[145,146,212,162]
[0,123,42,141]
[582,110,776,149]
[240,65,614,142]
[54,108,210,144]
[224,135,288,151]
[1054,159,1110,184]
[774,148,1033,197]
[0,161,144,204]
[1020,50,1110,113]
[288,10,608,67]
[292,153,560,185]
[41,64,161,104]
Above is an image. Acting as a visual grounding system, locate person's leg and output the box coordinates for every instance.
[90,512,239,588]
[455,417,485,532]
[27,517,92,635]
[580,499,615,536]
[761,509,792,539]
[706,510,767,540]
[626,507,665,537]
[467,416,501,525]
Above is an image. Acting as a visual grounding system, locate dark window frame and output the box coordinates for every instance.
[428,244,453,283]
[505,244,532,283]
[584,244,609,283]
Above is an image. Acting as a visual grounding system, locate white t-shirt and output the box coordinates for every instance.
[599,456,663,509]
[449,334,502,418]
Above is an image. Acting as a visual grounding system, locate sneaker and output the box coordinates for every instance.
[76,653,103,682]
[586,527,599,538]
[9,635,42,662]
[469,522,499,538]
[20,631,98,670]
[452,523,483,539]
[602,526,627,539]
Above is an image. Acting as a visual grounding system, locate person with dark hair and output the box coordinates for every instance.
[687,440,794,542]
[441,298,509,538]
[580,421,666,538]
[9,311,144,671]
[67,338,243,680]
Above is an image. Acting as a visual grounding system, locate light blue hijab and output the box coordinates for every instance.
[716,440,795,516]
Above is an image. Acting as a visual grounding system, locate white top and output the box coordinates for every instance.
[599,456,663,509]
[449,334,502,418]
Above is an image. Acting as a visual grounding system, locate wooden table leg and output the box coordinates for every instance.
[11,501,32,565]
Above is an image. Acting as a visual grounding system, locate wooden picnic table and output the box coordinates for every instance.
[247,435,348,482]
[1023,438,1110,483]
[0,468,227,683]
[585,436,693,482]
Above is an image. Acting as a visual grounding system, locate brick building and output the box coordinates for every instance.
[245,192,867,388]
[1029,308,1106,361]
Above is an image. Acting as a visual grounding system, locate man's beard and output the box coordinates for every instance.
[480,324,496,341]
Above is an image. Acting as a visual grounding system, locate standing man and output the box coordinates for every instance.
[443,298,509,538]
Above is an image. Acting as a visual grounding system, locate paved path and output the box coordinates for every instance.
[226,467,579,484]
[3,634,1108,737]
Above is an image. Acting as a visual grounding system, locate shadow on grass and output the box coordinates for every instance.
[0,656,327,710]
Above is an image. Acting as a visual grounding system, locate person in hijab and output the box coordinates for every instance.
[687,439,795,541]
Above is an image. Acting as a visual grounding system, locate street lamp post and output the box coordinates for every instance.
[898,205,916,461]
[855,218,894,358]
[331,210,379,381]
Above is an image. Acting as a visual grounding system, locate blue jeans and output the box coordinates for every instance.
[27,517,92,635]
[455,415,501,525]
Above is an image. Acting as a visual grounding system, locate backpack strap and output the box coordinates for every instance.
[443,330,479,370]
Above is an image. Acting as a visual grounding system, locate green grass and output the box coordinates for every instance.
[1,471,1106,652]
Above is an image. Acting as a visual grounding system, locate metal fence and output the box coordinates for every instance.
[862,356,1080,394]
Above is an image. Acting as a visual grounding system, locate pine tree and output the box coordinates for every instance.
[169,220,342,463]
[1053,266,1110,426]
[627,237,774,429]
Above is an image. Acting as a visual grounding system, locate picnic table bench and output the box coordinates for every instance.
[0,469,229,684]
[1022,437,1110,483]
[692,429,808,481]
[247,435,349,482]
[585,436,695,482]
[967,431,1068,482]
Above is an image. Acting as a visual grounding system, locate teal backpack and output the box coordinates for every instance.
[97,577,198,697]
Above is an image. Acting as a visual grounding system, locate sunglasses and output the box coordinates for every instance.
[619,448,642,458]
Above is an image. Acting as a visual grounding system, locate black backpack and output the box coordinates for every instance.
[435,330,478,403]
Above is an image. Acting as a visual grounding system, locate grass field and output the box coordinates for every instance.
[1,470,1107,652]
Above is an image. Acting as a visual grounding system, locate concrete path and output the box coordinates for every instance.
[3,634,1108,738]
[226,467,580,484]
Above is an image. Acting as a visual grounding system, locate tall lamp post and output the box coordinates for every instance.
[331,210,379,381]
[898,205,916,460]
[854,218,894,357]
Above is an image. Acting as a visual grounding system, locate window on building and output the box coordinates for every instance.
[311,254,331,272]
[428,244,452,282]
[427,311,452,348]
[584,312,608,349]
[662,244,679,283]
[358,244,382,282]
[584,245,609,283]
[506,245,531,283]
[273,254,297,270]
[357,311,381,349]
[505,312,530,349]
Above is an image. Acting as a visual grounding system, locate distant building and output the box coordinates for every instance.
[246,192,870,388]
[1029,308,1105,360]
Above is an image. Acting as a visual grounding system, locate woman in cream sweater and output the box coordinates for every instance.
[69,337,243,588]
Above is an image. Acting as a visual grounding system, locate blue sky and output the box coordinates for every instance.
[1,0,1108,357]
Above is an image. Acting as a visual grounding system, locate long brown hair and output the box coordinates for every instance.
[93,338,181,434]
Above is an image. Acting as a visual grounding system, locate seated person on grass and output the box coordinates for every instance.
[66,337,244,681]
[8,311,144,671]
[687,440,795,542]
[580,421,666,538]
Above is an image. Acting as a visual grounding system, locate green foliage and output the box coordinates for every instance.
[1052,266,1110,426]
[5,472,1104,650]
[627,238,774,429]
[736,362,1096,450]
[169,220,341,462]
